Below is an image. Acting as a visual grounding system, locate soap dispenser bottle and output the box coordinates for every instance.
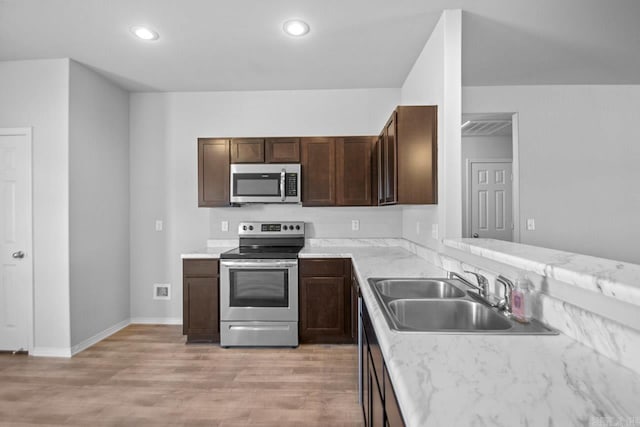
[511,274,533,323]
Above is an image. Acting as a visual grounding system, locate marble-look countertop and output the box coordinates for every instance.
[181,242,640,425]
[300,245,640,427]
[444,238,640,307]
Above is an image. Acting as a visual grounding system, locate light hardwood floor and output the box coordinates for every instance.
[0,325,363,426]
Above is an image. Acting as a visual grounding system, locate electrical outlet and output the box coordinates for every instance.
[526,218,536,231]
[431,224,439,239]
[155,220,163,232]
[153,284,170,300]
[351,220,360,231]
[416,221,421,235]
[221,220,229,232]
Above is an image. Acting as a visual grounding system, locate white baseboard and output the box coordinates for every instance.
[31,347,73,358]
[130,317,182,325]
[70,318,131,356]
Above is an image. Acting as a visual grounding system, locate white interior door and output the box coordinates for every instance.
[0,129,32,352]
[470,161,513,241]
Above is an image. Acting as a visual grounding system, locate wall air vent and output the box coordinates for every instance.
[461,120,511,137]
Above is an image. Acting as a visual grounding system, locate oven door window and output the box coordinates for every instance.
[233,173,281,197]
[229,269,289,307]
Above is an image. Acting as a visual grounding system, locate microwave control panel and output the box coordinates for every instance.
[285,173,298,196]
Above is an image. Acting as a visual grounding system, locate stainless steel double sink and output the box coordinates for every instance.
[368,278,557,334]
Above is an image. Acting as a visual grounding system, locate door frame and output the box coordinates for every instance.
[0,127,34,353]
[465,158,514,240]
[511,113,521,243]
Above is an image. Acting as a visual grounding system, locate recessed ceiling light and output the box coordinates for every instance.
[131,26,159,41]
[283,20,310,37]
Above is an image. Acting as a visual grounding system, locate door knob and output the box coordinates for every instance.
[472,233,479,238]
[12,251,25,259]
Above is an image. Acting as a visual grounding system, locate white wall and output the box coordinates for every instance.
[68,61,130,347]
[461,135,513,236]
[463,85,640,264]
[400,10,462,249]
[129,88,400,320]
[0,59,71,354]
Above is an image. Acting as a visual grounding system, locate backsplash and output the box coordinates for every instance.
[208,204,402,238]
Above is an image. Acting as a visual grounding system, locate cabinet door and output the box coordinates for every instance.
[336,136,375,206]
[362,328,370,426]
[376,135,385,205]
[198,138,230,207]
[384,365,405,427]
[266,138,300,163]
[396,106,438,204]
[301,137,336,206]
[299,276,349,342]
[384,113,398,205]
[230,138,265,163]
[183,277,219,341]
[370,352,385,427]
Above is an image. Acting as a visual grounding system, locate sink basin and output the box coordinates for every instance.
[388,300,512,332]
[367,277,557,335]
[374,279,466,299]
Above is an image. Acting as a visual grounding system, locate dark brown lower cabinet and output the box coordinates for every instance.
[183,259,220,343]
[299,258,355,344]
[361,300,406,427]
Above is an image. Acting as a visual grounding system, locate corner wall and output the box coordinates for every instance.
[463,85,640,264]
[400,9,462,249]
[69,60,130,349]
[0,59,72,354]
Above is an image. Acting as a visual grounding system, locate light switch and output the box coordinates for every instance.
[526,218,536,231]
[221,221,229,232]
[351,220,360,231]
[155,220,163,232]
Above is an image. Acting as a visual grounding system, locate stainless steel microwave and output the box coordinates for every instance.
[230,163,301,204]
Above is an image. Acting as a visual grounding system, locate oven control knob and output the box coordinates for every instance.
[283,225,288,230]
[295,225,301,230]
[249,225,254,231]
[242,225,247,231]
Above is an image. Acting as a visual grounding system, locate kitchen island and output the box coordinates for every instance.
[298,243,640,427]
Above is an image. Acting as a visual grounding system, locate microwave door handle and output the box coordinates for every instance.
[280,169,286,201]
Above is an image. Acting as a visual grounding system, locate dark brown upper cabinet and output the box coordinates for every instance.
[198,138,230,207]
[377,106,438,205]
[230,138,265,163]
[336,136,376,206]
[265,138,300,163]
[301,137,336,206]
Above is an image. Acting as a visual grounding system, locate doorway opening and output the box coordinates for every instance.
[461,113,519,242]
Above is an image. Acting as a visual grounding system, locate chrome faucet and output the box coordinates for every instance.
[448,271,488,298]
[463,270,489,298]
[495,275,515,312]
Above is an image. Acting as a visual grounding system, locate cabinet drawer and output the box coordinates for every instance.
[183,259,219,277]
[299,258,345,277]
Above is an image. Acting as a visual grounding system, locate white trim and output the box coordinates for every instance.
[465,158,513,239]
[31,347,72,358]
[0,127,34,354]
[70,318,130,356]
[130,317,183,325]
[511,113,521,243]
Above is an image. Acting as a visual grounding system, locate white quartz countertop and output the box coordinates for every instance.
[181,243,640,425]
[300,245,640,427]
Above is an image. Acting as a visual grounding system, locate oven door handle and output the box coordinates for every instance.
[221,260,298,269]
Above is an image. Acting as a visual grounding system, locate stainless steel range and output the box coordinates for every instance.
[219,221,305,347]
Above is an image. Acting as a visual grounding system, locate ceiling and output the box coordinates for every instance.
[1,0,640,92]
